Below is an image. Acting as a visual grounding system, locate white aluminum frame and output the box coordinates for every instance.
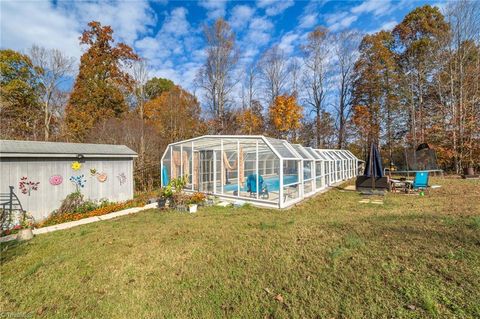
[161,136,358,209]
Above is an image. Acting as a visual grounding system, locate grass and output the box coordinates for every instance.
[1,177,479,318]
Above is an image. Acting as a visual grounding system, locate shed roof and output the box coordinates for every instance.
[0,140,137,158]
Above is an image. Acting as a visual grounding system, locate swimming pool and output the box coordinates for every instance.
[223,175,298,192]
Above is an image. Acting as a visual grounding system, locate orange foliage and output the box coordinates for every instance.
[37,198,146,228]
[269,95,303,137]
[65,21,139,142]
[144,85,204,143]
[236,109,264,134]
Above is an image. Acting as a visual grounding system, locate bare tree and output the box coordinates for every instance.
[301,27,330,148]
[240,63,258,110]
[289,57,301,96]
[259,45,290,105]
[245,63,258,109]
[29,45,75,141]
[196,19,239,132]
[441,0,480,172]
[132,59,149,171]
[332,30,362,149]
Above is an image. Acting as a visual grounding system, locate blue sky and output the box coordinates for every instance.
[1,0,444,95]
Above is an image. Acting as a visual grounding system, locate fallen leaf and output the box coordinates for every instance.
[274,294,284,303]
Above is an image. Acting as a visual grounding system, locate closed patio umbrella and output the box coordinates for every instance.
[364,143,383,189]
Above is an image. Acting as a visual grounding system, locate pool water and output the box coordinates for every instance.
[223,175,298,192]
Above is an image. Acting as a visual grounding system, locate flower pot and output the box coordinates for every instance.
[188,204,198,213]
[17,229,33,241]
[158,198,167,208]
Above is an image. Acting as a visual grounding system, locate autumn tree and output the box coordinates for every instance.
[0,49,42,140]
[144,85,204,144]
[436,0,480,172]
[87,114,163,191]
[236,100,264,134]
[65,21,139,142]
[301,27,330,148]
[297,112,336,148]
[269,94,303,139]
[353,31,400,165]
[351,105,377,160]
[393,5,450,147]
[29,45,75,141]
[130,59,150,178]
[197,18,239,132]
[145,77,174,100]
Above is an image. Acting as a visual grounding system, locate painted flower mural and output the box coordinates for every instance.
[70,175,86,191]
[97,173,108,182]
[19,177,40,195]
[49,175,63,186]
[71,161,82,171]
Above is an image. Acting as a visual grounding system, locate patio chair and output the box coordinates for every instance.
[246,174,269,199]
[405,171,430,194]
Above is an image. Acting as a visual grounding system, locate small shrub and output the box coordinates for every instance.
[188,192,206,205]
[57,191,85,215]
[171,192,190,207]
[37,195,146,228]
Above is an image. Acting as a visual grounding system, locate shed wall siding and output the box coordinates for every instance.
[0,157,134,221]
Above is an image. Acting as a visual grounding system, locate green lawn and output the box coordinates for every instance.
[1,178,480,318]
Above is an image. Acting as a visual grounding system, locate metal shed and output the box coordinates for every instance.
[0,140,137,221]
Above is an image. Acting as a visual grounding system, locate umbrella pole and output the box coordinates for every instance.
[371,144,375,190]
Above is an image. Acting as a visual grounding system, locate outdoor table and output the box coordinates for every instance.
[389,179,408,193]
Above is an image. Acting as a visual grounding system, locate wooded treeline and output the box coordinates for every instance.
[1,2,478,190]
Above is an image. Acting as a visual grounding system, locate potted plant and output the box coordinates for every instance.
[172,192,189,212]
[17,227,34,241]
[188,202,198,213]
[187,192,205,213]
[158,185,173,208]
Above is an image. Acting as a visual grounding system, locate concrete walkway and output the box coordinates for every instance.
[0,202,158,242]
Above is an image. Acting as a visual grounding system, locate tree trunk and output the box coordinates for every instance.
[44,101,49,141]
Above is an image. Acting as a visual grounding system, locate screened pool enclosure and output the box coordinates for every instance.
[161,135,358,208]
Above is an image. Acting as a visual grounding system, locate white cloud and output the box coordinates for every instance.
[299,13,318,29]
[245,17,274,46]
[199,0,227,20]
[278,32,300,55]
[229,5,255,29]
[161,7,190,36]
[64,1,155,44]
[133,6,203,91]
[326,12,359,31]
[0,0,156,61]
[366,19,398,34]
[0,1,81,59]
[351,0,394,17]
[432,2,447,14]
[135,7,199,65]
[379,20,397,31]
[257,0,294,16]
